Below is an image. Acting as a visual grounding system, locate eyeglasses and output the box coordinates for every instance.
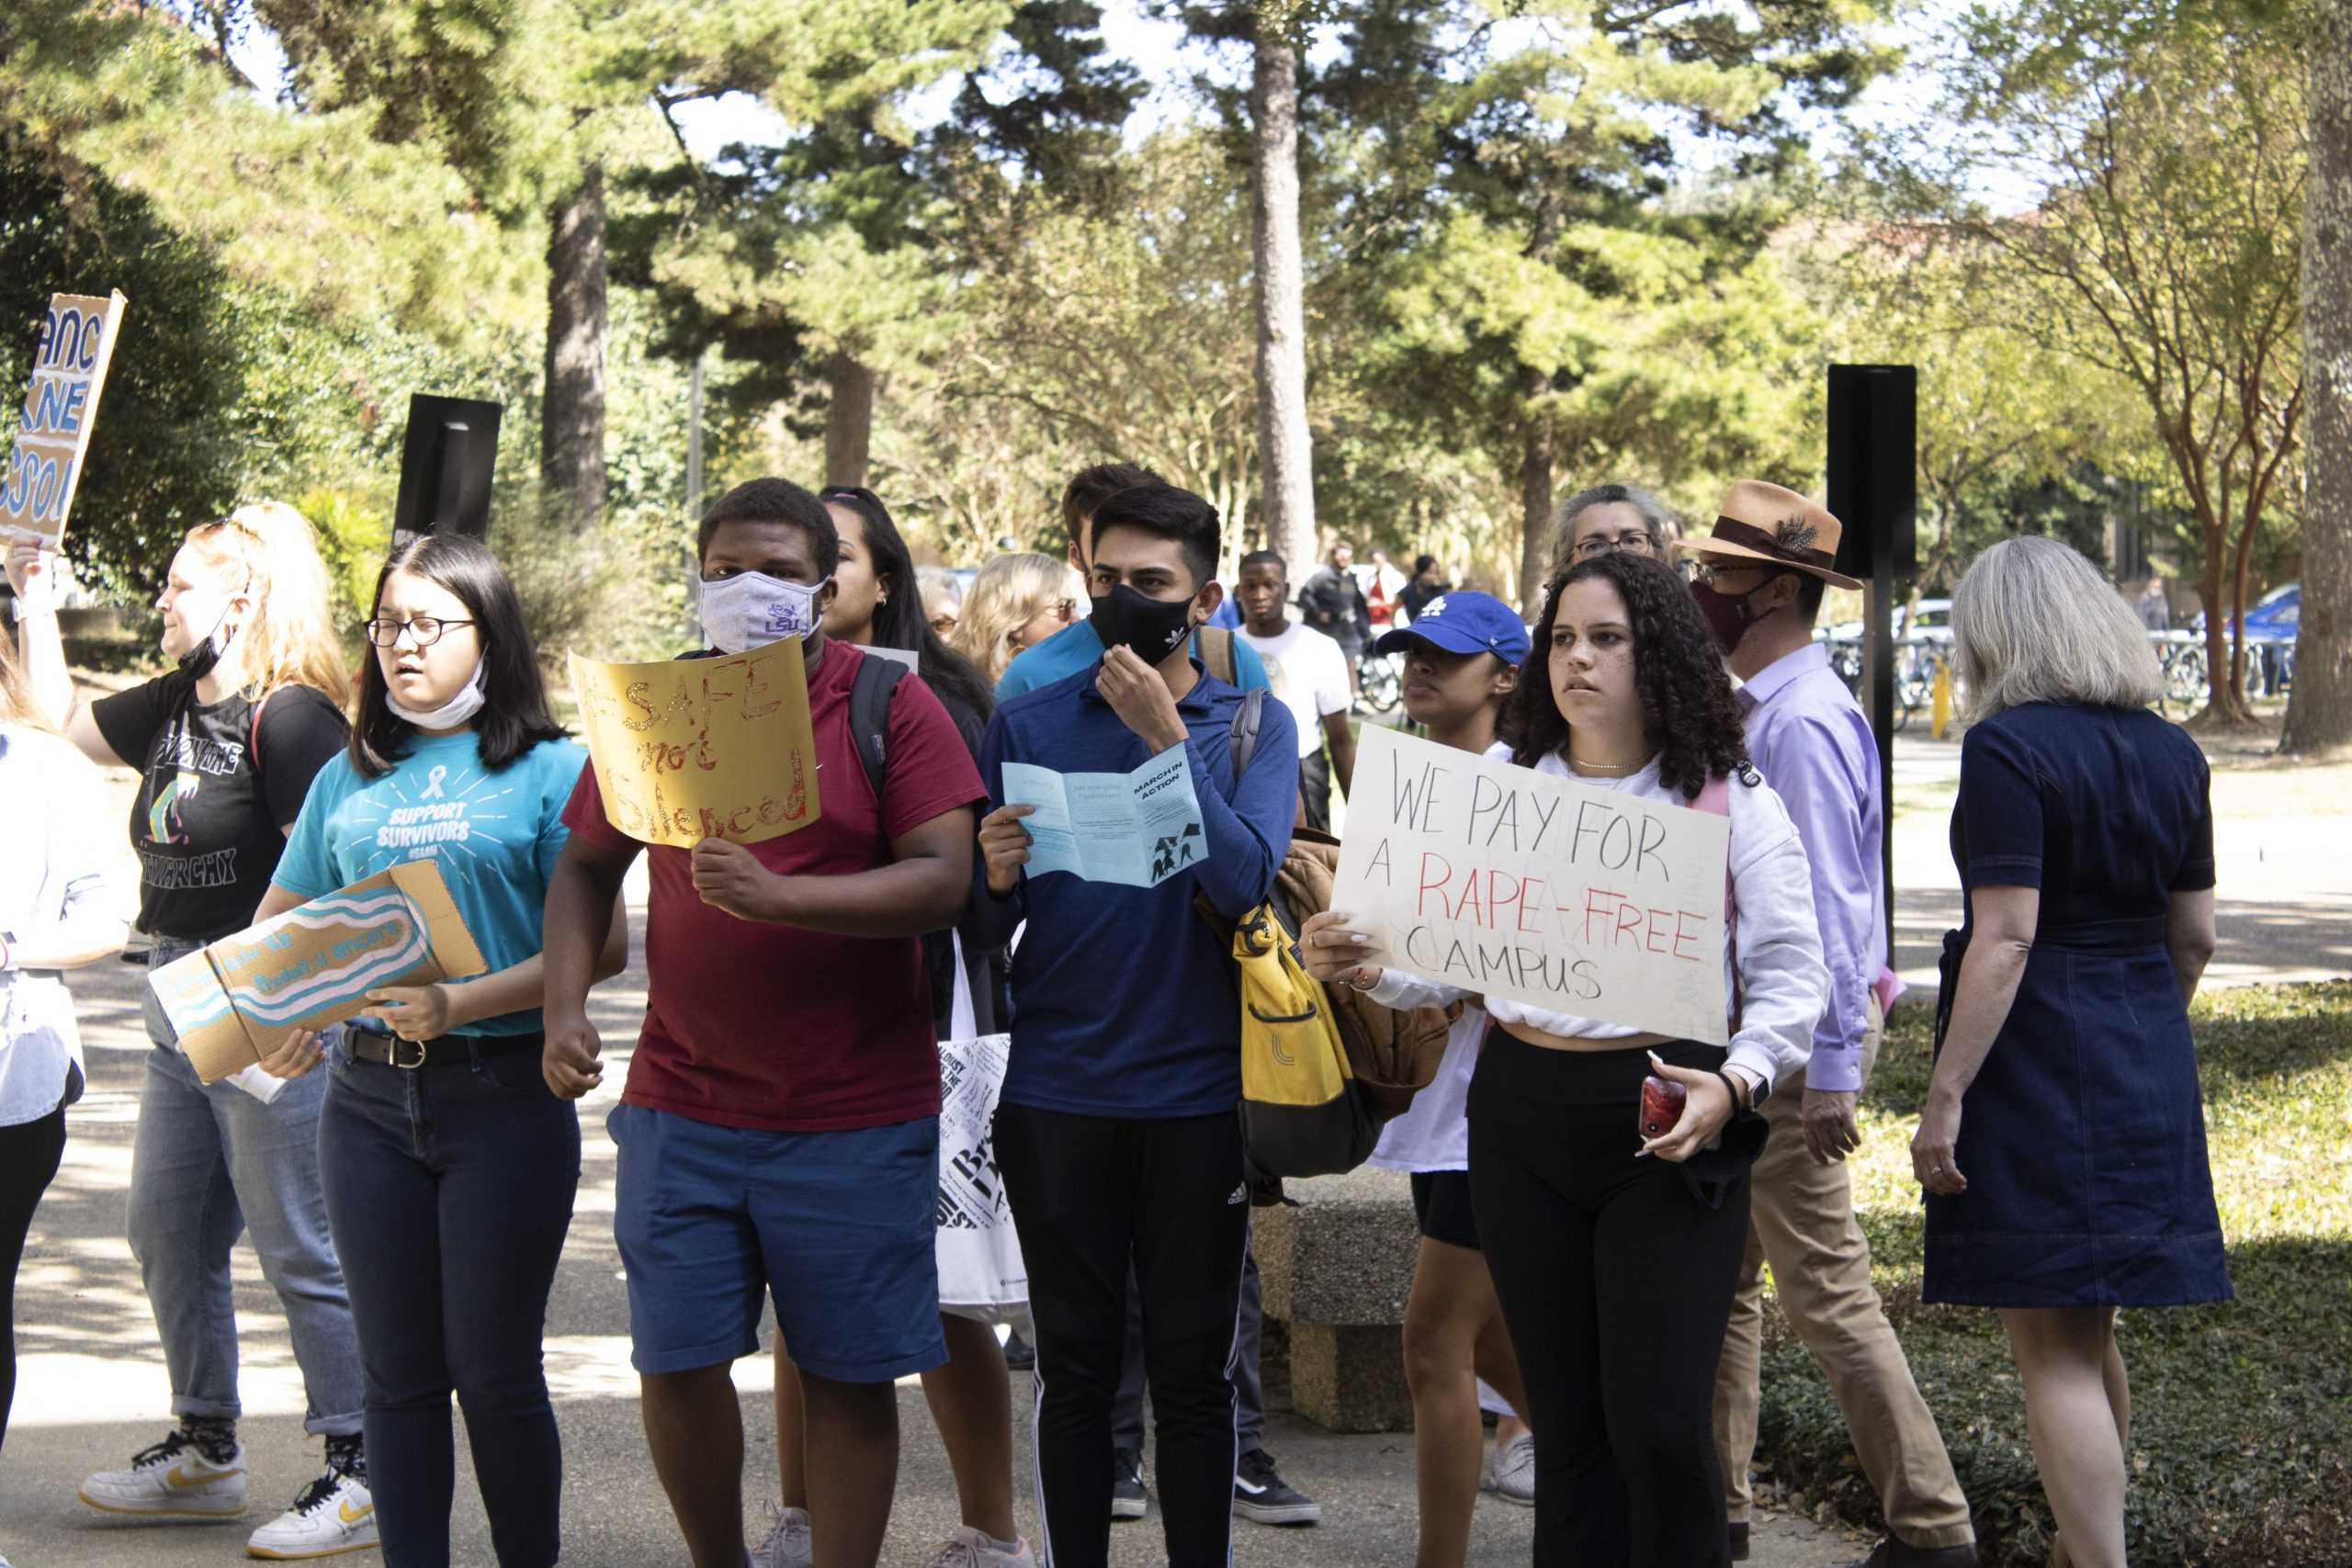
[1571,531,1657,559]
[364,616,477,649]
[1689,561,1772,589]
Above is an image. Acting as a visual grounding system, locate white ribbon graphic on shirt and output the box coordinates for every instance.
[421,765,448,802]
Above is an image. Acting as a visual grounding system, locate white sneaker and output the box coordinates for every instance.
[244,1470,379,1559]
[750,1503,813,1568]
[925,1526,1035,1568]
[1481,1431,1536,1506]
[78,1428,250,1518]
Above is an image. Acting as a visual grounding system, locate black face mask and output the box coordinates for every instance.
[175,605,238,682]
[1090,582,1197,666]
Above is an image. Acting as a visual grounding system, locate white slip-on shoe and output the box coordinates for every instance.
[243,1469,378,1559]
[78,1428,250,1518]
[924,1526,1035,1568]
[1480,1431,1537,1506]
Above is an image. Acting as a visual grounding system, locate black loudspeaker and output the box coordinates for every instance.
[391,394,503,549]
[1826,366,1917,579]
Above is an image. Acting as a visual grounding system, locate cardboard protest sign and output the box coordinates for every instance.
[1332,726,1734,1044]
[569,639,820,848]
[149,861,488,1084]
[4,290,128,546]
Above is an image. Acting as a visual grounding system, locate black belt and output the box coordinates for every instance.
[346,1025,544,1070]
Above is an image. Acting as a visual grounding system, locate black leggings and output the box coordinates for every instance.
[993,1102,1250,1568]
[1468,1030,1751,1568]
[0,1103,68,1455]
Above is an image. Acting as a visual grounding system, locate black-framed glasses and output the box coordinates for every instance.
[364,615,476,649]
[1570,531,1657,559]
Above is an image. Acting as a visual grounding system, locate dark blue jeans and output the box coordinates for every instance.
[319,1039,580,1568]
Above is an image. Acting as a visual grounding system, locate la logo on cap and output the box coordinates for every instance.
[1420,595,1448,619]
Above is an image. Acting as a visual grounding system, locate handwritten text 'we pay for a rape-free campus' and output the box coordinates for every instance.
[1336,728,1731,1038]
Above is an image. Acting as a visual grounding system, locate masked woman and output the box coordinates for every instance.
[9,511,374,1559]
[1302,550,1826,1568]
[254,533,626,1567]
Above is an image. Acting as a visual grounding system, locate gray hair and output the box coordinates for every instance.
[1550,483,1675,572]
[1952,536,2163,718]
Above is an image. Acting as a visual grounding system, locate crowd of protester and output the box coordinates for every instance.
[0,456,2226,1568]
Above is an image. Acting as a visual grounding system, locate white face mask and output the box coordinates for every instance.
[700,570,830,655]
[385,657,489,730]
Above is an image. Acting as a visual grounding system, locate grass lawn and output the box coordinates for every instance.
[1753,981,2351,1565]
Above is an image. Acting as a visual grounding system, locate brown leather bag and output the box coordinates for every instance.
[1273,829,1458,1121]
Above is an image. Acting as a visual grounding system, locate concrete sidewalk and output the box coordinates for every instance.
[4,919,1859,1568]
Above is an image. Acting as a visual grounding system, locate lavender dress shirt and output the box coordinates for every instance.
[1737,643,1897,1093]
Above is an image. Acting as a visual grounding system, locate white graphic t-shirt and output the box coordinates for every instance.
[1235,619,1351,760]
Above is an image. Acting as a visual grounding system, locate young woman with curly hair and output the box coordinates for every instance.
[1304,549,1829,1568]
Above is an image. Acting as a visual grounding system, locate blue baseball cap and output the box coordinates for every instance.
[1372,591,1532,664]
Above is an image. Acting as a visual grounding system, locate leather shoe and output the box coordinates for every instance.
[1846,1540,1980,1568]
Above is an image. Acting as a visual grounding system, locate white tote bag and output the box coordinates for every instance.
[935,938,1032,1332]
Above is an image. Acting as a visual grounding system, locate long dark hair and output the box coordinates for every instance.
[820,487,995,724]
[1499,550,1748,801]
[351,534,567,780]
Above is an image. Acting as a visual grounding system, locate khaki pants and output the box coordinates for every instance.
[1711,1000,1974,1549]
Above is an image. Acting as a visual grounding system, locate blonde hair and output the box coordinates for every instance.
[955,553,1082,683]
[0,627,44,728]
[1953,536,2163,719]
[182,502,355,711]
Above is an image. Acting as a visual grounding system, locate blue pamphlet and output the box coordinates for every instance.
[1001,746,1208,887]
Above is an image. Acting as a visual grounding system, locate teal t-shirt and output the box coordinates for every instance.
[273,731,588,1035]
[995,619,1271,700]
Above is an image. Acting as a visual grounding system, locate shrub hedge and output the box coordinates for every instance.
[1750,981,2351,1567]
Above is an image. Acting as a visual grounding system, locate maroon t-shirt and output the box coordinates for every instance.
[561,640,986,1132]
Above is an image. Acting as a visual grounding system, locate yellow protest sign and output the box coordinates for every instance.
[569,642,820,847]
[4,290,128,547]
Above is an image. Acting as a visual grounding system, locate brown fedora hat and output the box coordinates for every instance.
[1671,479,1862,591]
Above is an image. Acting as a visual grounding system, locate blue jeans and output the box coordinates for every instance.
[131,941,364,1437]
[321,1038,580,1568]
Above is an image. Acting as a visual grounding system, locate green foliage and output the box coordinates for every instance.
[1755,982,2352,1565]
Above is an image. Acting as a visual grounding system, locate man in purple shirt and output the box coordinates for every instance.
[1671,481,1976,1568]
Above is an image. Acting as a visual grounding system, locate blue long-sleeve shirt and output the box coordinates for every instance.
[977,660,1300,1118]
[1738,643,1895,1092]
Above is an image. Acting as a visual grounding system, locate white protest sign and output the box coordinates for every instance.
[4,290,129,546]
[1331,726,1733,1044]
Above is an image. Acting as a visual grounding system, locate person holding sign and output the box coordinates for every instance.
[7,507,378,1557]
[1676,483,1976,1568]
[740,485,1030,1568]
[1301,549,1827,1568]
[1356,591,1543,1558]
[244,534,626,1567]
[542,479,985,1568]
[0,637,131,1533]
[972,482,1300,1568]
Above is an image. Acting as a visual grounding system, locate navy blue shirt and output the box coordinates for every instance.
[978,660,1300,1118]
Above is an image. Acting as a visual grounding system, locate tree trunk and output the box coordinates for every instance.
[2194,529,2255,724]
[1250,25,1317,580]
[541,162,607,531]
[1517,400,1554,618]
[824,355,877,488]
[2286,0,2352,752]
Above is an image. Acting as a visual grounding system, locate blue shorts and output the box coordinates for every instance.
[608,1102,947,1382]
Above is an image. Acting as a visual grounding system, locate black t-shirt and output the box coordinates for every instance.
[92,671,349,942]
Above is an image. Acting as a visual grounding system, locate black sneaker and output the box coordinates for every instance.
[1110,1447,1148,1520]
[1002,1332,1036,1371]
[1233,1448,1320,1526]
